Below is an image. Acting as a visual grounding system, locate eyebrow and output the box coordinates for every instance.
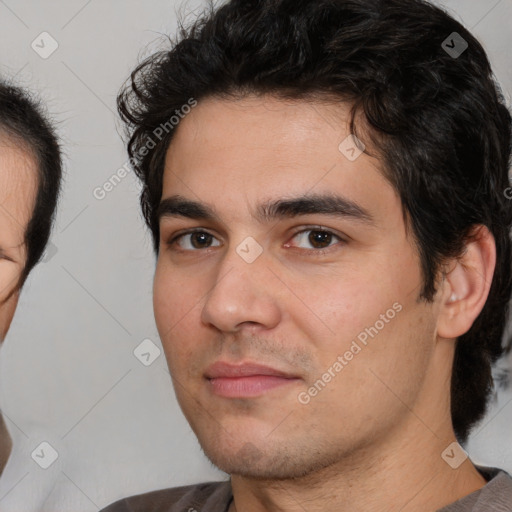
[157,193,375,226]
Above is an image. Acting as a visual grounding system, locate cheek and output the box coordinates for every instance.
[0,263,21,297]
[154,260,189,327]
[0,289,19,342]
[287,247,425,376]
[286,265,391,355]
[153,261,203,365]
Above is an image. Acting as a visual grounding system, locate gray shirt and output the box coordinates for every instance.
[100,465,512,511]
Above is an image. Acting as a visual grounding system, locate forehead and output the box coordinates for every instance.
[0,135,38,245]
[164,95,354,178]
[161,95,398,222]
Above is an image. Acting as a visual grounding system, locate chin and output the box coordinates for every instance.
[200,438,338,481]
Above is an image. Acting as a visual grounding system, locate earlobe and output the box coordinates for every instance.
[437,225,496,340]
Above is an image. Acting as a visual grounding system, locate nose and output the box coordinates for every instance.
[200,240,282,334]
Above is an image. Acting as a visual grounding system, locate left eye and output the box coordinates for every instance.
[286,228,343,251]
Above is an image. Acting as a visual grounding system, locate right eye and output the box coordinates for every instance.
[168,229,222,251]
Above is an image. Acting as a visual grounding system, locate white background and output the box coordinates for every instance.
[0,0,510,510]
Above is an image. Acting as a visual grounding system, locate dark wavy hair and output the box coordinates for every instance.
[0,80,62,294]
[117,0,512,445]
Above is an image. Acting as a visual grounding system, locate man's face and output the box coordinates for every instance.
[0,137,36,342]
[153,95,444,479]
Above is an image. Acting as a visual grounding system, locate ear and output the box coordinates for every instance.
[437,225,496,339]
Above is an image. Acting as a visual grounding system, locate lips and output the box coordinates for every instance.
[212,375,299,397]
[204,361,298,379]
[204,361,301,398]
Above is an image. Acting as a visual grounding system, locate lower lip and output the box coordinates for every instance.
[208,375,300,397]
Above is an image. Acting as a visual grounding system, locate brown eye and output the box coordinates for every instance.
[169,230,221,251]
[307,230,334,249]
[289,228,343,252]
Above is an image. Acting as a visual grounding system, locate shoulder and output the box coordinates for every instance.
[472,465,512,511]
[99,480,232,512]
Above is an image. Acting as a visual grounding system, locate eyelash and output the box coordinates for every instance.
[166,226,345,256]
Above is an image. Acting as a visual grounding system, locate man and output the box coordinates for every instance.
[0,80,62,477]
[102,0,512,510]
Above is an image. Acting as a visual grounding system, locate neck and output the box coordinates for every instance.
[0,412,12,476]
